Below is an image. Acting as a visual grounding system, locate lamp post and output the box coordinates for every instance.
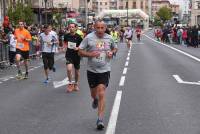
[126,0,128,26]
[85,0,89,28]
[3,0,6,17]
[44,0,48,24]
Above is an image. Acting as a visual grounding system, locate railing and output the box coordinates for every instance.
[0,41,9,65]
[0,41,38,69]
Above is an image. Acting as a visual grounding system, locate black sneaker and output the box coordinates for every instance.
[96,119,104,130]
[16,71,23,79]
[92,98,98,109]
[52,67,56,72]
[24,72,28,79]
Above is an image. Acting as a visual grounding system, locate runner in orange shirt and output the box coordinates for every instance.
[14,20,32,79]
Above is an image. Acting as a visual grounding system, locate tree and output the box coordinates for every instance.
[153,16,163,27]
[156,6,173,23]
[7,1,34,26]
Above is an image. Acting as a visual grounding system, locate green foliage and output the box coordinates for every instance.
[52,12,62,28]
[153,16,163,27]
[7,1,34,26]
[156,6,173,23]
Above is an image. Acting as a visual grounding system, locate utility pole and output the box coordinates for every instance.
[44,0,48,24]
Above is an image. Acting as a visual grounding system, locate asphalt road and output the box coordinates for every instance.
[0,32,200,134]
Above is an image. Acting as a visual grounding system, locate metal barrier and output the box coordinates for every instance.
[0,41,38,68]
[0,42,9,64]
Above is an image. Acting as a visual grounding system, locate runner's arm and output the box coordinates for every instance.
[78,49,101,57]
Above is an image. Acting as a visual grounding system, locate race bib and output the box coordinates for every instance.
[18,43,24,49]
[92,51,107,66]
[44,42,51,47]
[68,42,76,49]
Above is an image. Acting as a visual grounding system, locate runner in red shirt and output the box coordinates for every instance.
[135,26,142,42]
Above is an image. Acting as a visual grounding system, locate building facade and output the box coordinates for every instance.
[92,0,150,16]
[152,0,171,17]
[191,0,200,25]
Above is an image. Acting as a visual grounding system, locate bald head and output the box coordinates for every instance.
[94,19,107,38]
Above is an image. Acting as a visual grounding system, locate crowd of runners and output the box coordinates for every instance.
[0,18,144,130]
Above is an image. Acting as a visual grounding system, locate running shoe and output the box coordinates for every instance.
[73,83,79,91]
[66,83,74,93]
[24,72,28,79]
[43,79,49,84]
[52,66,56,72]
[96,119,104,130]
[92,98,98,109]
[16,71,23,79]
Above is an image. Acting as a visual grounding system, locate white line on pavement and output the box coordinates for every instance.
[122,68,128,75]
[173,75,200,85]
[126,57,130,61]
[106,91,122,134]
[173,75,183,83]
[128,53,130,56]
[29,68,34,71]
[125,61,129,66]
[0,81,2,84]
[2,78,9,81]
[119,76,125,86]
[53,77,69,88]
[145,35,200,63]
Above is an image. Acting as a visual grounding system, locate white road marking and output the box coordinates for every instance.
[0,81,2,84]
[2,79,9,81]
[33,66,40,69]
[122,68,128,75]
[119,76,125,86]
[145,35,200,63]
[53,77,69,88]
[173,75,200,86]
[128,53,130,56]
[125,61,129,66]
[106,91,122,134]
[29,68,34,71]
[126,57,130,61]
[173,75,184,83]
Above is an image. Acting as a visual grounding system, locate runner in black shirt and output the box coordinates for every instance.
[64,23,83,92]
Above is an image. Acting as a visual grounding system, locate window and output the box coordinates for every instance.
[100,2,102,5]
[105,2,107,5]
[132,2,136,8]
[141,1,143,8]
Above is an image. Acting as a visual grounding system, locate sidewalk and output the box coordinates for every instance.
[145,30,200,59]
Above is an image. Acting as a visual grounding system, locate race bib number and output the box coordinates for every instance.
[44,42,51,47]
[18,43,24,49]
[68,42,76,49]
[92,52,107,66]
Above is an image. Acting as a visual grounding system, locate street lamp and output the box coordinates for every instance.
[85,0,89,28]
[3,0,6,17]
[126,0,128,26]
[44,0,48,24]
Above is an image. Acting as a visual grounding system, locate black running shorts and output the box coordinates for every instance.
[42,52,54,70]
[87,71,110,89]
[66,57,80,70]
[16,49,29,60]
